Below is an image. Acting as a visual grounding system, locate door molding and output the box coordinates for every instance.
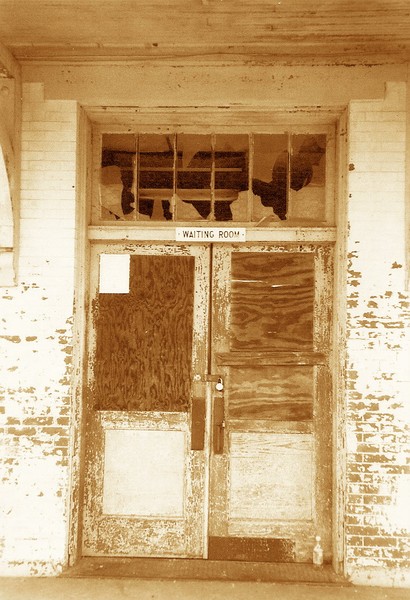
[75,240,337,567]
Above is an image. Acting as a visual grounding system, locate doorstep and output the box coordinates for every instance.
[63,557,351,584]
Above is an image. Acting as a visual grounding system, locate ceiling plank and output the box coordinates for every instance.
[0,0,409,62]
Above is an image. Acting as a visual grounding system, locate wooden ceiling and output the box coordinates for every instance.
[0,0,409,63]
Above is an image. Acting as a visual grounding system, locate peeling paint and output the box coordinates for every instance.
[1,336,21,343]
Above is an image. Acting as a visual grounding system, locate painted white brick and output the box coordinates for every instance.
[27,120,77,132]
[20,189,76,200]
[21,140,77,152]
[1,83,78,577]
[21,160,76,172]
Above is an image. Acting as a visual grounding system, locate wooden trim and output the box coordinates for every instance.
[0,41,21,78]
[87,107,343,127]
[88,225,337,243]
[216,351,327,366]
[227,419,313,433]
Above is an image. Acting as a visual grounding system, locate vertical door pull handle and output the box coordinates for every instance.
[191,397,206,451]
[213,396,225,454]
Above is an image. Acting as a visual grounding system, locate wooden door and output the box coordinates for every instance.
[82,243,210,557]
[82,242,333,562]
[208,244,333,563]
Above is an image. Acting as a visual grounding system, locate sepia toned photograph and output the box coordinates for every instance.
[0,2,409,599]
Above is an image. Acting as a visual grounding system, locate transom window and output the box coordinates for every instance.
[91,131,333,225]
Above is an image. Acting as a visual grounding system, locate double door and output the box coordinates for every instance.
[82,242,333,562]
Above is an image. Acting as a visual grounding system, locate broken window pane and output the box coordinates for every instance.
[214,134,249,222]
[176,134,212,221]
[99,134,136,221]
[252,134,288,223]
[288,134,326,222]
[138,134,175,221]
[95,131,329,225]
[252,134,327,223]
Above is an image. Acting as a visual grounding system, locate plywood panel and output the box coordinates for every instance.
[208,536,295,562]
[94,254,194,411]
[229,432,313,521]
[103,429,185,517]
[230,253,314,351]
[228,365,313,421]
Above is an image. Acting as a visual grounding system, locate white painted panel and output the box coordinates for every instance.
[229,432,313,521]
[99,253,130,293]
[103,429,186,517]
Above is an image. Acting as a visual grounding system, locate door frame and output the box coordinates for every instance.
[68,227,346,574]
[208,243,334,563]
[81,242,212,559]
[75,238,335,563]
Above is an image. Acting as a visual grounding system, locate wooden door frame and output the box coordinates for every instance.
[207,242,334,563]
[67,229,348,578]
[79,242,213,559]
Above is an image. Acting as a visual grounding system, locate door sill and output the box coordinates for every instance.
[62,557,349,584]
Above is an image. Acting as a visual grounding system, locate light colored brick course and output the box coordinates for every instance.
[0,83,78,576]
[344,84,410,586]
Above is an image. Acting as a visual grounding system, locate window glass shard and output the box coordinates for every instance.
[138,134,175,221]
[99,134,136,221]
[176,134,212,221]
[214,134,249,222]
[252,134,288,223]
[289,134,326,222]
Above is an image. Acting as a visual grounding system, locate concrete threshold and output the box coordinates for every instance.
[63,557,350,585]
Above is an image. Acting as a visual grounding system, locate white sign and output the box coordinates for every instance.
[176,227,246,242]
[99,254,130,294]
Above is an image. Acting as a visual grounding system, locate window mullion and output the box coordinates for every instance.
[210,133,216,222]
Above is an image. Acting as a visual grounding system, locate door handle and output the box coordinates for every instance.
[191,397,206,451]
[213,396,225,455]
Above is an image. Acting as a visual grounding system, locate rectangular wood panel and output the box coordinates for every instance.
[230,253,314,351]
[102,429,186,517]
[191,397,205,451]
[228,365,313,421]
[228,432,313,522]
[208,536,295,562]
[217,351,326,366]
[94,254,195,411]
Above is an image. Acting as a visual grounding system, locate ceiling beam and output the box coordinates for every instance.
[11,42,410,65]
[0,41,21,78]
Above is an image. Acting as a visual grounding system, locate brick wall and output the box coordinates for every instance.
[1,77,410,585]
[344,82,410,587]
[0,83,78,575]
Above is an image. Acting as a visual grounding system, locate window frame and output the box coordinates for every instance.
[88,120,336,238]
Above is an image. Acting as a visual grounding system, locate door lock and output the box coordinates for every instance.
[215,377,224,392]
[204,374,224,391]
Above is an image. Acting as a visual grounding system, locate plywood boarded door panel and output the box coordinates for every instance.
[82,243,209,557]
[208,244,333,563]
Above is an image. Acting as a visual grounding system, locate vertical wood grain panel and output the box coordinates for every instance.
[94,254,194,410]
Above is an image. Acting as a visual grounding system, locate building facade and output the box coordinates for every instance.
[0,19,410,588]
